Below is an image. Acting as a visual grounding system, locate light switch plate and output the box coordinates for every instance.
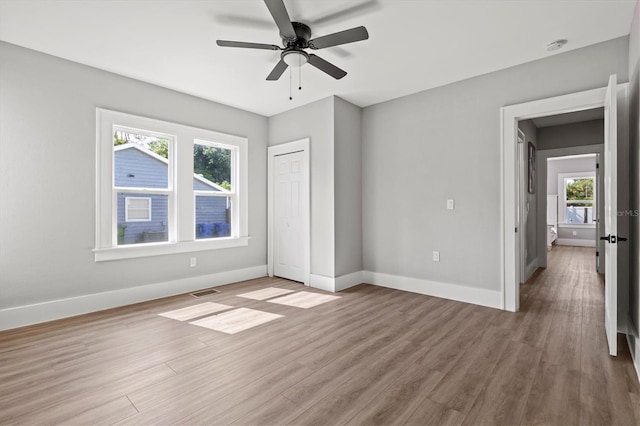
[433,251,440,262]
[447,199,455,210]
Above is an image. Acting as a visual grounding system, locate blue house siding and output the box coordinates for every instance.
[195,196,230,238]
[114,147,168,188]
[117,193,168,244]
[114,145,229,244]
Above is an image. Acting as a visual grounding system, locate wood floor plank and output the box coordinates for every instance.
[0,364,175,424]
[345,362,445,426]
[287,340,425,425]
[427,325,512,414]
[231,395,305,426]
[462,340,542,425]
[522,362,581,425]
[402,398,466,426]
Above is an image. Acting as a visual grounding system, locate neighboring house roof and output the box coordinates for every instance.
[114,144,228,191]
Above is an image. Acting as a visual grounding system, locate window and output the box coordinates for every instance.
[558,172,596,226]
[125,197,152,222]
[194,142,234,240]
[95,109,248,261]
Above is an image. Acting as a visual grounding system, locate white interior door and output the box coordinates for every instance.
[596,152,604,273]
[274,151,305,283]
[516,129,526,284]
[603,74,618,356]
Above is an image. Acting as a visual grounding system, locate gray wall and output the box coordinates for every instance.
[556,227,595,241]
[628,1,640,362]
[0,41,268,309]
[334,97,363,277]
[546,156,598,194]
[518,120,538,267]
[268,96,364,279]
[537,119,604,150]
[268,97,335,278]
[362,36,629,291]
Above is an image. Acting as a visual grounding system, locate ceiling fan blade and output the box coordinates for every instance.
[308,54,347,79]
[309,26,369,49]
[264,0,296,40]
[266,59,289,80]
[217,40,281,50]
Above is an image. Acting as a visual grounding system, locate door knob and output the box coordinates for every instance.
[600,234,611,242]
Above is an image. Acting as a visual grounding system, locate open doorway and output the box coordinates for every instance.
[545,153,600,265]
[502,76,628,356]
[516,109,604,285]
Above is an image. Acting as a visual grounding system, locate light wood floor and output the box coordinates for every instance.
[1,246,638,425]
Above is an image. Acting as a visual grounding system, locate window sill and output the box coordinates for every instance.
[558,223,596,229]
[94,236,250,262]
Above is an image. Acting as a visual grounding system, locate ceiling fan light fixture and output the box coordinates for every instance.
[282,50,308,67]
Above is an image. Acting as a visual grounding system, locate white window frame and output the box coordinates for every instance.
[557,171,596,228]
[125,196,152,222]
[95,108,249,261]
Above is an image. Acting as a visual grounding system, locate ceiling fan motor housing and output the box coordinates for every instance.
[285,22,312,48]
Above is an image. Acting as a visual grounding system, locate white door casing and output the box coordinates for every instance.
[517,129,526,284]
[603,74,618,356]
[267,139,310,286]
[501,85,611,312]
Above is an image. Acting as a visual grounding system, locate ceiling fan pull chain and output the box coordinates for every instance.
[299,54,302,90]
[289,67,292,100]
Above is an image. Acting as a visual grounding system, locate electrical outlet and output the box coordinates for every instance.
[433,251,440,262]
[190,257,197,267]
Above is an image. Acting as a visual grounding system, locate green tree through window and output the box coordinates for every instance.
[193,144,231,190]
[566,178,593,201]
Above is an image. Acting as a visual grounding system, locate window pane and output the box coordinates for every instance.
[195,195,231,239]
[193,143,232,191]
[565,178,594,201]
[114,129,170,189]
[566,205,594,224]
[117,192,168,245]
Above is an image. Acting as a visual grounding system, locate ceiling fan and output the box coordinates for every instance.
[216,0,369,81]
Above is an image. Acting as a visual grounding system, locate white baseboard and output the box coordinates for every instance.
[309,271,364,293]
[335,271,364,291]
[626,333,640,385]
[362,271,502,310]
[309,274,336,292]
[557,238,596,247]
[0,265,267,331]
[525,259,539,282]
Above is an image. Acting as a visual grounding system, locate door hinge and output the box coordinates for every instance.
[596,251,599,257]
[596,163,600,169]
[515,227,518,233]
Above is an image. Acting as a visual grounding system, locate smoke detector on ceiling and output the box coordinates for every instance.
[546,39,567,52]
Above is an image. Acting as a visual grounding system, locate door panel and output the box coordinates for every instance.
[596,153,603,273]
[603,74,618,356]
[274,151,305,282]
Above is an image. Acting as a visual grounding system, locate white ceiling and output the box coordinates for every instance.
[0,0,636,117]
